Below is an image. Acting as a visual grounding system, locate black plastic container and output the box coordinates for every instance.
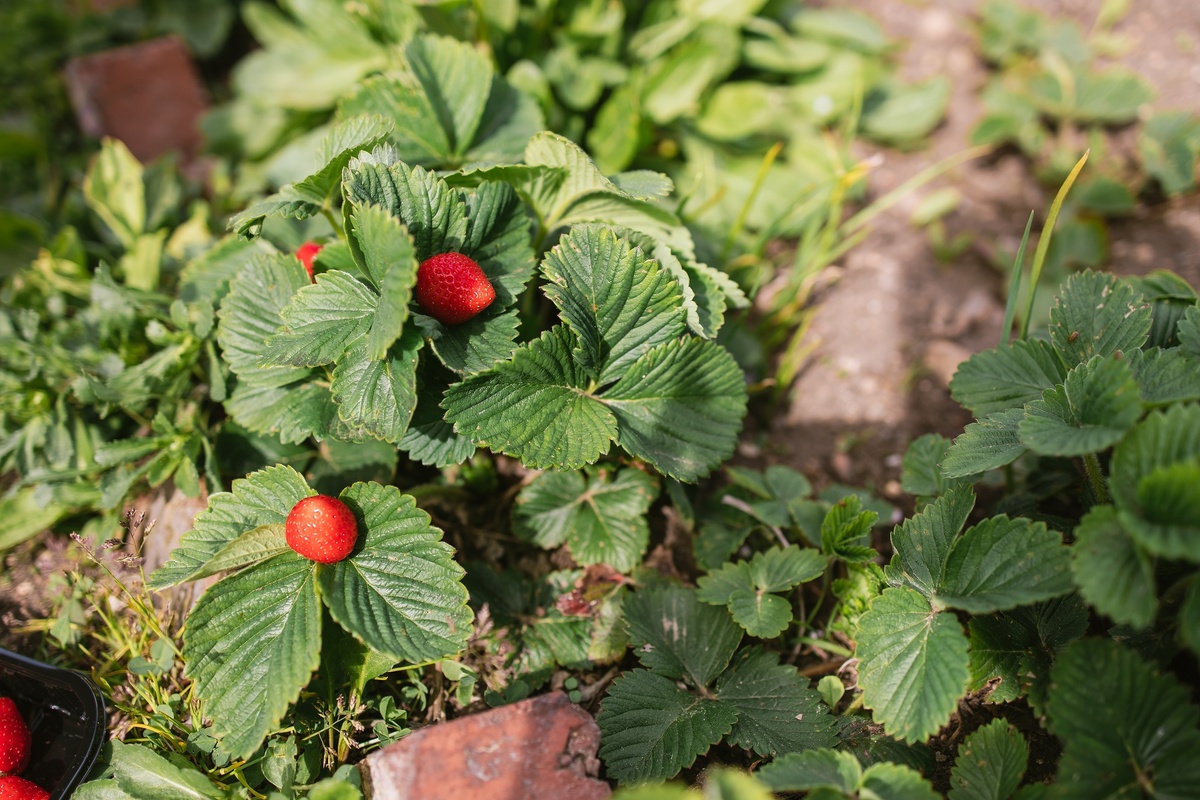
[0,648,106,799]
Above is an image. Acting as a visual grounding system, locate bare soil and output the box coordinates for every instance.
[764,0,1200,501]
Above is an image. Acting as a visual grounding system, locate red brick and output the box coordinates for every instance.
[362,692,611,800]
[63,36,208,165]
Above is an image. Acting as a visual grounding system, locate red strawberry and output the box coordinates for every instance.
[415,252,495,325]
[0,776,48,800]
[285,495,358,564]
[295,242,323,281]
[0,698,30,776]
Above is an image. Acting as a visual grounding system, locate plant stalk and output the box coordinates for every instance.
[1082,453,1110,505]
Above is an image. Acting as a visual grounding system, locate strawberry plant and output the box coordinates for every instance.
[971,0,1200,281]
[217,49,750,479]
[836,267,1200,793]
[149,467,470,760]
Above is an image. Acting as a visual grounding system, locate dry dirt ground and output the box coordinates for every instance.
[764,0,1200,504]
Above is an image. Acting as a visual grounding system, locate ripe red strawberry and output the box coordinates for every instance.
[295,241,323,281]
[0,698,30,777]
[285,495,358,564]
[0,776,47,800]
[415,252,495,325]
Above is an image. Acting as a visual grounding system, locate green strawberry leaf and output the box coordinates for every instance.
[184,551,322,760]
[507,132,618,227]
[820,495,879,562]
[540,225,688,383]
[1178,305,1200,356]
[75,741,225,800]
[1127,271,1197,348]
[949,339,1067,418]
[696,560,755,607]
[338,77,447,169]
[297,115,396,206]
[462,180,536,305]
[229,115,394,238]
[319,481,471,662]
[1070,505,1156,629]
[262,270,378,368]
[442,326,617,470]
[597,669,737,785]
[942,408,1027,479]
[624,585,742,687]
[699,547,825,637]
[1123,461,1200,563]
[1047,639,1200,797]
[338,35,540,167]
[758,749,939,799]
[228,188,324,240]
[1139,112,1200,197]
[420,305,520,375]
[602,337,747,482]
[967,595,1088,709]
[643,24,739,125]
[187,523,290,581]
[343,157,468,261]
[715,646,838,758]
[746,546,826,592]
[947,720,1028,800]
[398,358,477,467]
[346,203,417,360]
[82,138,144,249]
[1126,347,1200,407]
[935,515,1073,613]
[514,600,594,681]
[855,587,971,743]
[902,433,961,498]
[862,77,950,146]
[886,486,976,600]
[1110,404,1200,560]
[329,331,422,444]
[1048,271,1151,367]
[1017,355,1142,457]
[757,749,863,794]
[512,465,660,572]
[216,254,313,388]
[149,465,313,589]
[223,382,336,445]
[590,588,630,664]
[727,590,794,639]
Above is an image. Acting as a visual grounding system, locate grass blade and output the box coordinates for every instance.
[1001,211,1035,343]
[1019,150,1089,339]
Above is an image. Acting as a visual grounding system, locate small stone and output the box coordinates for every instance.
[362,692,610,800]
[63,36,208,165]
[923,339,974,389]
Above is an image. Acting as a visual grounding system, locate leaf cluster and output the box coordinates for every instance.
[222,76,749,480]
[149,466,472,761]
[597,585,837,784]
[972,0,1200,275]
[837,268,1200,797]
[209,0,948,250]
